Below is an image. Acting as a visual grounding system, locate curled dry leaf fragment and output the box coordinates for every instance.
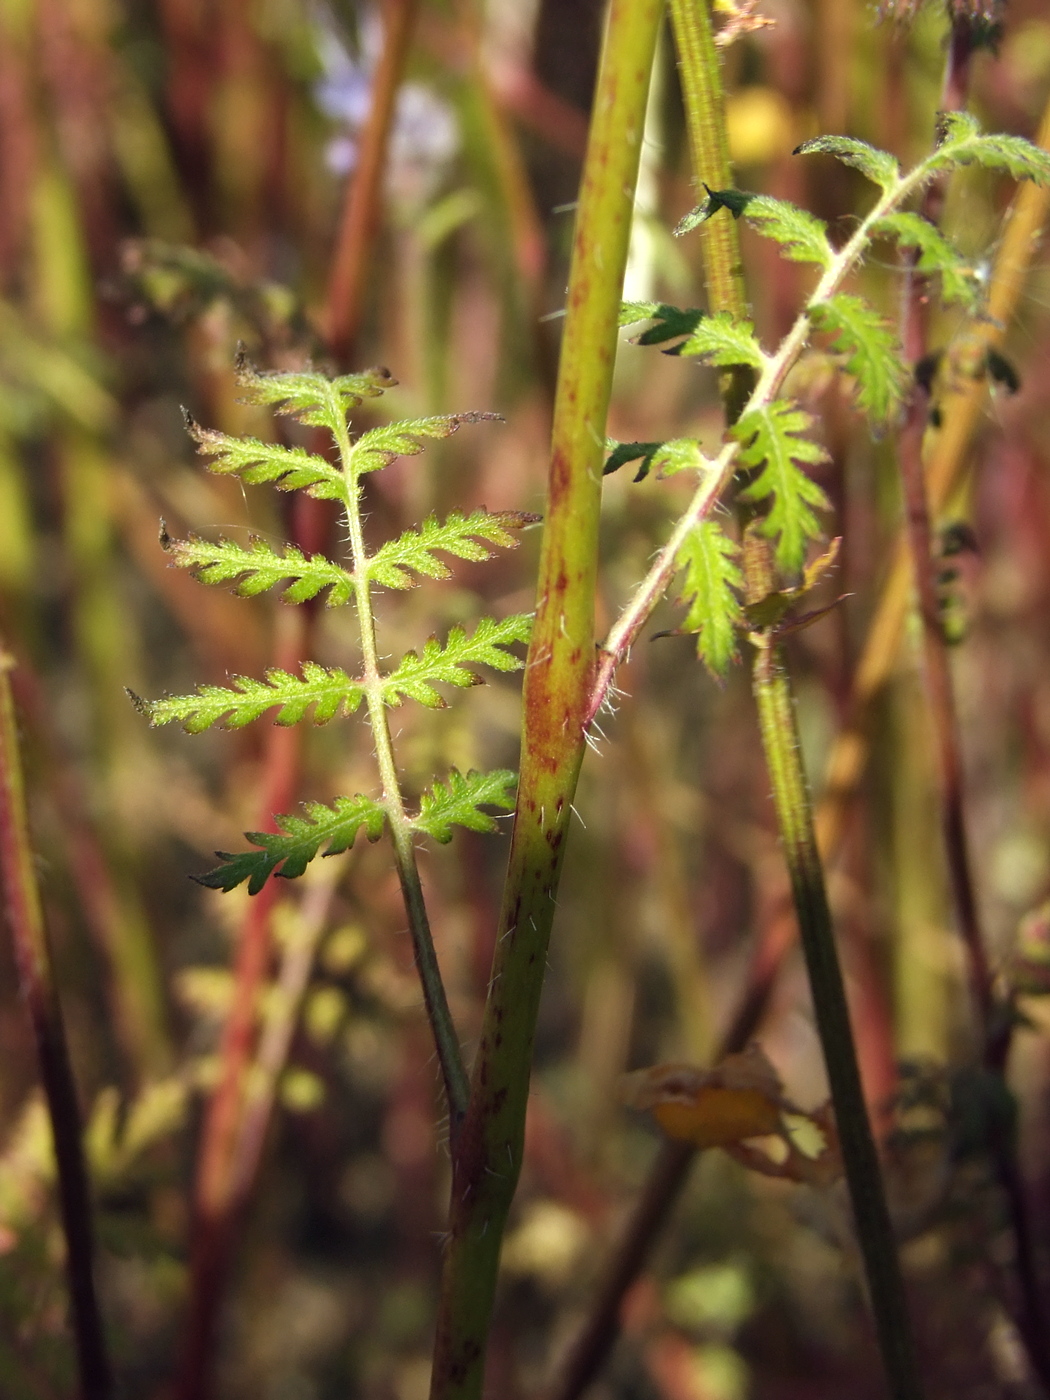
[621,1043,843,1185]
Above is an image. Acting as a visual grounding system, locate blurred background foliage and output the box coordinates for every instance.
[2,0,1050,1397]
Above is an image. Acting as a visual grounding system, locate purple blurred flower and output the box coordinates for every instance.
[314,8,459,206]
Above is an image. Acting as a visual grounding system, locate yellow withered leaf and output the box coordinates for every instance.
[621,1044,785,1149]
[622,1044,843,1184]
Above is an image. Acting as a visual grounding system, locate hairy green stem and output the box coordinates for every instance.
[680,2,919,1384]
[587,134,970,725]
[0,645,112,1400]
[680,0,919,1384]
[331,408,470,1126]
[752,635,921,1400]
[428,5,664,1397]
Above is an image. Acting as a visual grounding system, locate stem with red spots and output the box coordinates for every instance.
[428,4,664,1397]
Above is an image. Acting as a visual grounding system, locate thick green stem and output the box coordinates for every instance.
[752,635,921,1400]
[332,411,470,1126]
[428,5,664,1398]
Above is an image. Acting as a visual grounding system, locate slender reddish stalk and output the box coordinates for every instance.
[325,0,419,364]
[0,644,111,1400]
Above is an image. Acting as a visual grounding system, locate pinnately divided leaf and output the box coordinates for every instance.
[603,438,708,482]
[131,662,364,733]
[675,521,745,679]
[382,615,533,708]
[346,413,501,480]
[234,352,396,431]
[871,212,983,311]
[619,302,706,345]
[197,794,387,894]
[929,111,1050,185]
[742,195,834,270]
[367,508,538,589]
[674,310,765,369]
[185,415,348,503]
[732,401,830,572]
[410,768,518,843]
[794,136,901,192]
[807,293,906,423]
[162,529,355,605]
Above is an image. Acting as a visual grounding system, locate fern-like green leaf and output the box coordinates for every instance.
[930,111,1050,185]
[382,615,533,708]
[163,530,355,605]
[871,212,983,310]
[234,352,396,431]
[197,795,387,894]
[367,508,538,589]
[743,195,833,270]
[185,415,348,503]
[131,663,364,733]
[807,293,907,423]
[410,768,517,843]
[603,438,708,481]
[794,136,901,192]
[732,401,830,572]
[675,520,744,679]
[619,300,662,326]
[620,302,706,345]
[674,310,765,368]
[347,413,501,479]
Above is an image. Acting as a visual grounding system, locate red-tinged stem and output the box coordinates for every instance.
[325,0,419,365]
[893,24,1049,1379]
[178,612,306,1400]
[0,645,112,1400]
[428,5,664,1397]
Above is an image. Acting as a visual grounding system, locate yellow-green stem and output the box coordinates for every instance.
[332,408,470,1125]
[429,4,664,1397]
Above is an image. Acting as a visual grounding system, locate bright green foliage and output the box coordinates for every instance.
[163,531,355,605]
[871,213,983,310]
[619,301,705,343]
[603,437,709,481]
[367,509,537,589]
[186,417,350,503]
[132,664,364,733]
[382,616,533,708]
[732,401,830,572]
[674,520,744,679]
[135,358,528,894]
[410,768,518,843]
[347,413,501,478]
[674,310,765,369]
[197,795,388,894]
[807,294,907,423]
[928,111,1050,184]
[233,354,395,430]
[794,136,901,192]
[742,196,834,270]
[619,304,764,370]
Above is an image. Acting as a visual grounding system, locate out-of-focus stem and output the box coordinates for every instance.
[0,645,112,1400]
[326,0,419,364]
[428,5,664,1397]
[817,90,1050,859]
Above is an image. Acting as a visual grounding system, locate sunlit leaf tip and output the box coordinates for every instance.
[410,768,518,843]
[793,135,901,191]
